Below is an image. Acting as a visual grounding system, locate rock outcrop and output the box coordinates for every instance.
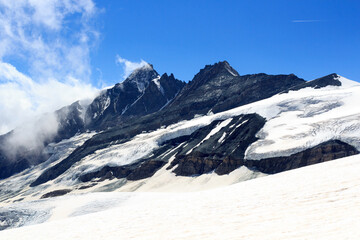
[40,189,72,199]
[245,140,359,174]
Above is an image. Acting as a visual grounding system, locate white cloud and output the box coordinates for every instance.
[116,55,149,80]
[0,0,101,135]
[0,0,98,80]
[0,62,98,135]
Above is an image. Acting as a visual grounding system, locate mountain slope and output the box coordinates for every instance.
[25,73,360,195]
[122,73,185,116]
[0,101,89,180]
[1,61,359,207]
[84,64,182,129]
[30,62,307,186]
[0,64,184,180]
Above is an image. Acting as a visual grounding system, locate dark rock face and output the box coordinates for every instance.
[85,64,160,129]
[245,140,359,174]
[79,166,131,182]
[0,139,49,180]
[40,189,72,199]
[83,65,185,131]
[30,154,76,186]
[79,160,166,183]
[54,101,86,142]
[169,114,266,176]
[284,73,341,93]
[0,154,30,180]
[78,114,264,182]
[163,61,305,120]
[127,160,166,181]
[122,73,185,117]
[76,115,360,182]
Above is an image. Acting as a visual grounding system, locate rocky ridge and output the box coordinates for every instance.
[0,60,358,192]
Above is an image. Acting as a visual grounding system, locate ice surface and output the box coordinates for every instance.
[1,154,360,239]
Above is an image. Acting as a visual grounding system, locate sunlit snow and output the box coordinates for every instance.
[1,154,360,239]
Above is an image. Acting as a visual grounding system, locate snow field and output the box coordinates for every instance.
[1,154,360,239]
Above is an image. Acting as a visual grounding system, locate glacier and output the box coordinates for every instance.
[0,153,360,239]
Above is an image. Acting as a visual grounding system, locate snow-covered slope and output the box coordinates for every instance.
[1,75,359,203]
[245,75,360,159]
[60,75,360,172]
[1,154,360,239]
[0,132,96,204]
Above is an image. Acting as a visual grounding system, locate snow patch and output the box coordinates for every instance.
[218,132,227,144]
[152,76,165,95]
[225,64,239,77]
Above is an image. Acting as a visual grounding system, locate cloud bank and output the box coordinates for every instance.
[0,62,98,135]
[0,0,100,135]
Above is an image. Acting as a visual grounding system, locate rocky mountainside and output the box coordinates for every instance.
[29,61,309,186]
[164,61,305,119]
[85,64,184,129]
[0,64,184,180]
[0,61,359,207]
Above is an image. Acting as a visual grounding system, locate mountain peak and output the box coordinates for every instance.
[202,61,239,77]
[123,63,159,92]
[191,61,239,87]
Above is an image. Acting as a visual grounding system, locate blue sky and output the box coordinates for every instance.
[93,0,360,84]
[0,0,359,133]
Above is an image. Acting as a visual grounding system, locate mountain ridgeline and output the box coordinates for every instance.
[0,61,358,189]
[85,64,185,130]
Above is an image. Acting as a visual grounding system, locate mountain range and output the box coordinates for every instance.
[0,61,360,231]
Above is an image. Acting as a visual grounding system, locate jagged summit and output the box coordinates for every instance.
[120,63,159,93]
[164,61,304,119]
[83,63,184,130]
[121,72,185,116]
[191,61,239,85]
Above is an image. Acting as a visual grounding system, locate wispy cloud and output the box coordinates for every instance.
[292,20,324,23]
[116,55,149,80]
[0,0,101,135]
[0,62,98,135]
[0,0,99,80]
